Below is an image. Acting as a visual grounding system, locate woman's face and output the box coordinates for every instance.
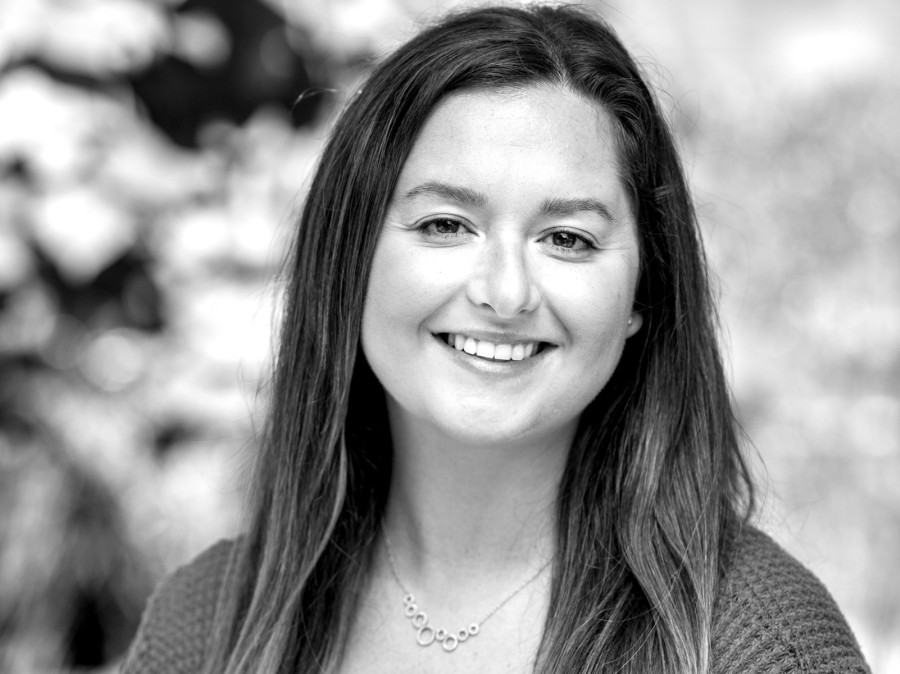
[361,85,643,448]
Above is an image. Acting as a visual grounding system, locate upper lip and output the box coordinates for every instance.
[435,329,557,346]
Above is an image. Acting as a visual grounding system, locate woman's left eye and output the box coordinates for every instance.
[542,230,594,253]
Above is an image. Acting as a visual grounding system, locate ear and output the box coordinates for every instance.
[626,311,643,337]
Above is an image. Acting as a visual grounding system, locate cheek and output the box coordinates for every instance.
[366,242,460,320]
[361,245,395,358]
[364,243,415,323]
[361,240,450,355]
[542,267,635,343]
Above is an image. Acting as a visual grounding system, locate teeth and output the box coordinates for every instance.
[445,333,542,362]
[493,344,512,360]
[475,341,495,359]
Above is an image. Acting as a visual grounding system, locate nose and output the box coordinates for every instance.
[465,236,541,318]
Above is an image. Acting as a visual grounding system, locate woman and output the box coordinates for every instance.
[123,5,869,673]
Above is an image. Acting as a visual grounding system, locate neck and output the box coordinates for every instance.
[382,409,572,583]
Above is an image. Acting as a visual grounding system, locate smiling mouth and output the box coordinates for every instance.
[436,333,552,362]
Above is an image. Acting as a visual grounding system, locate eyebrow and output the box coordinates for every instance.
[403,181,488,209]
[402,181,615,222]
[538,197,615,223]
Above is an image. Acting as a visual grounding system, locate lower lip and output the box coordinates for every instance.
[433,334,550,375]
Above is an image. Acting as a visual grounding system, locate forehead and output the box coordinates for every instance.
[393,84,629,214]
[418,84,618,156]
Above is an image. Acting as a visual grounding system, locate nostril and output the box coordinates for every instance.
[464,248,540,317]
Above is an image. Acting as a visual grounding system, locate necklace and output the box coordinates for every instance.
[382,526,551,653]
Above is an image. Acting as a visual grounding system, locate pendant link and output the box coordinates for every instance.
[406,612,476,652]
[416,625,436,646]
[382,524,550,654]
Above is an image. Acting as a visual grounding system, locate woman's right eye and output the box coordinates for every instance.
[415,217,470,239]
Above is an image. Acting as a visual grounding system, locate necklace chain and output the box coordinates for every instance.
[381,525,551,653]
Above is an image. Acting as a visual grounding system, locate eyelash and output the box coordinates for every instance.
[414,216,471,239]
[413,218,597,255]
[541,228,596,254]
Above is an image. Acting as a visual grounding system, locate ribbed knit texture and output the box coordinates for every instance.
[121,527,870,673]
[122,540,233,673]
[711,527,869,674]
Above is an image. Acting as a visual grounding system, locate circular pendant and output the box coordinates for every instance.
[397,592,487,653]
[416,625,436,646]
[411,611,428,629]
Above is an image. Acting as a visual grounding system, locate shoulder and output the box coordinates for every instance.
[712,525,869,674]
[121,538,237,674]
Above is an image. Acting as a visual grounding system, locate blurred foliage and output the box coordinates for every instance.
[698,80,900,670]
[0,0,897,671]
[0,0,325,669]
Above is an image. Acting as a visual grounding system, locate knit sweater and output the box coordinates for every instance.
[121,526,869,673]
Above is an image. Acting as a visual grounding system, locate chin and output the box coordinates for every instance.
[431,408,575,450]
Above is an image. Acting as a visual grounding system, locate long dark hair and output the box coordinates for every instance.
[203,5,754,673]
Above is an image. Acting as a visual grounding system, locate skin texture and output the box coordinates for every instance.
[362,84,643,455]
